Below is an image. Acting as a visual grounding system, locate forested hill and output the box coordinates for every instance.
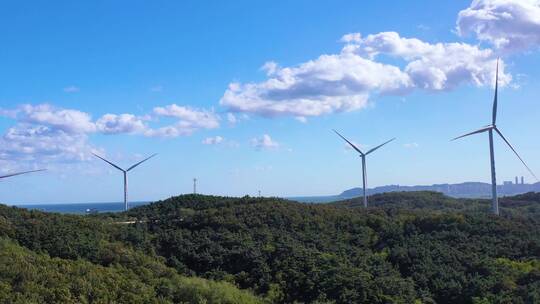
[0,202,262,303]
[116,192,540,303]
[1,192,540,303]
[330,191,540,217]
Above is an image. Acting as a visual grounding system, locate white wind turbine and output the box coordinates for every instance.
[333,130,395,207]
[452,60,536,215]
[93,153,157,211]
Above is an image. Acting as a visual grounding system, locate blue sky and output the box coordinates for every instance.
[1,0,540,204]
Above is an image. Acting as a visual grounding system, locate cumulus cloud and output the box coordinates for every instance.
[220,53,409,117]
[352,31,509,90]
[7,103,220,139]
[457,0,540,52]
[18,104,96,133]
[251,134,280,150]
[1,105,98,168]
[0,108,18,119]
[226,113,238,124]
[220,30,508,118]
[148,104,220,137]
[0,124,96,164]
[202,136,224,145]
[0,102,221,167]
[153,104,220,131]
[96,114,148,134]
[340,32,362,43]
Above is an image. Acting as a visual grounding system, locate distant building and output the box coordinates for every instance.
[515,176,519,184]
[503,181,513,186]
[521,176,525,184]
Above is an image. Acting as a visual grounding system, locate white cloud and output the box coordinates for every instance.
[63,86,80,93]
[220,52,409,117]
[261,61,279,76]
[96,114,148,134]
[227,112,238,124]
[18,104,96,134]
[340,33,362,43]
[6,103,219,139]
[0,108,18,119]
[202,136,224,145]
[220,30,509,118]
[0,124,96,164]
[251,134,280,150]
[457,0,540,52]
[148,104,220,137]
[0,102,221,167]
[353,31,509,90]
[153,104,220,129]
[0,105,99,169]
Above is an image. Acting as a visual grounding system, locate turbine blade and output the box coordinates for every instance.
[451,125,493,141]
[492,59,499,125]
[0,169,46,179]
[333,130,364,155]
[365,138,396,155]
[126,153,157,172]
[495,128,538,181]
[92,153,125,172]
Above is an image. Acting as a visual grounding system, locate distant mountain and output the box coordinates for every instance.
[291,181,540,203]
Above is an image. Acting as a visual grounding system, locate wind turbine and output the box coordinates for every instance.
[333,130,395,207]
[452,60,536,215]
[0,169,46,179]
[92,153,157,211]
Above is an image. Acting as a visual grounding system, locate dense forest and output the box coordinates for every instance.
[1,191,539,303]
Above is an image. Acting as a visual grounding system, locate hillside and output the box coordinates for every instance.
[0,203,262,304]
[333,191,540,217]
[1,192,539,303]
[116,192,540,303]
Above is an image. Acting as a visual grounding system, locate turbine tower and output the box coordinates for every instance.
[333,130,395,207]
[0,169,46,179]
[93,153,157,211]
[452,60,536,215]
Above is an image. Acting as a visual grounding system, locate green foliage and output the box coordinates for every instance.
[0,205,261,304]
[1,191,540,303]
[117,193,540,303]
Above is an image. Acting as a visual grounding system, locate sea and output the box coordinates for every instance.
[12,201,151,214]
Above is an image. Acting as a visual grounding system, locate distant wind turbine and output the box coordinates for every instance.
[0,169,46,179]
[333,130,395,207]
[93,153,157,211]
[452,59,536,215]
